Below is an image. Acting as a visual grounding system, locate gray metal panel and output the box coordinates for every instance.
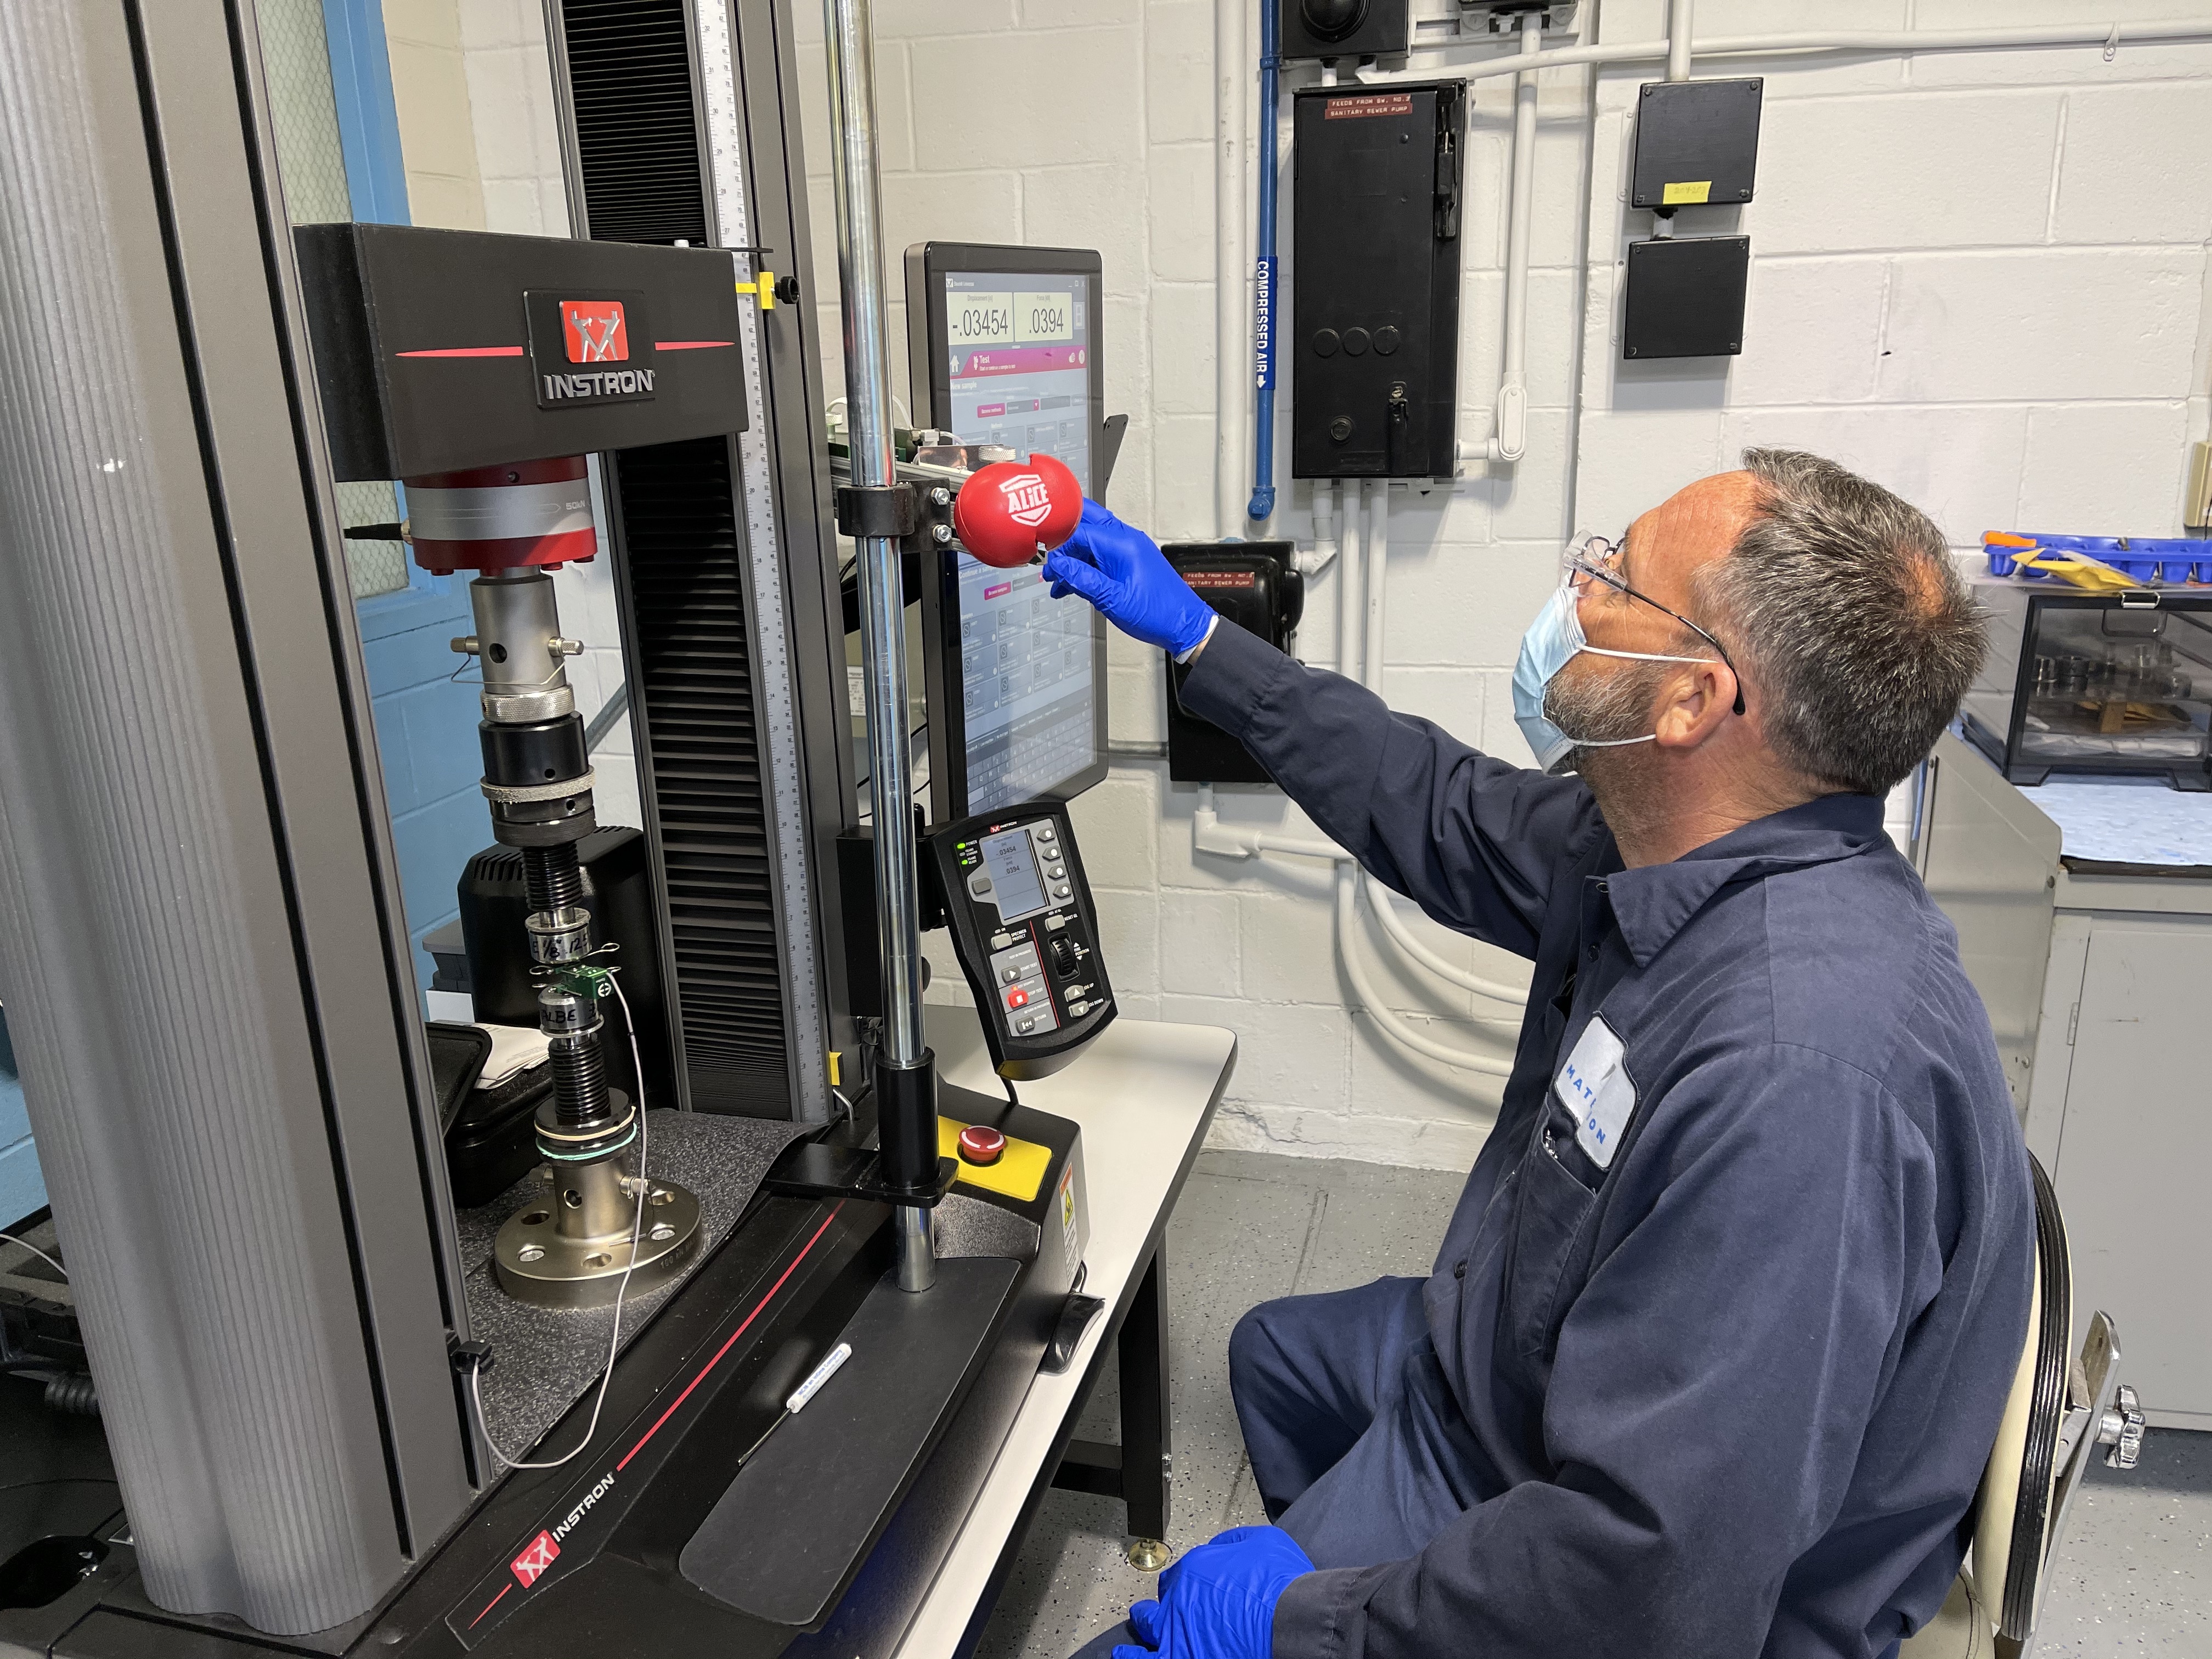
[2053,914,2212,1422]
[1917,733,2063,1112]
[0,0,468,1633]
[726,0,867,1070]
[696,0,829,1121]
[195,0,477,1520]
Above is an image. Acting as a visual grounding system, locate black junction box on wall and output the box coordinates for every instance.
[1162,544,1304,785]
[1290,81,1464,481]
[1278,0,1408,64]
[1622,236,1751,360]
[1629,77,1764,208]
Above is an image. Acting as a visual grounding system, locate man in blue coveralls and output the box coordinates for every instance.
[1045,450,2034,1659]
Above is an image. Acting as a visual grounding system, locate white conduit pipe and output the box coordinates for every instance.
[1342,482,1514,1075]
[1350,487,1530,1006]
[1363,479,1386,693]
[1340,475,1363,678]
[1667,0,1696,81]
[1215,0,1249,537]
[1189,482,1515,1071]
[1358,19,2212,87]
[1300,477,1339,579]
[1367,890,1531,1005]
[1337,867,1514,1074]
[1486,9,1542,464]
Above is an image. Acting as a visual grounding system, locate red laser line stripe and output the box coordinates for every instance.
[653,340,735,349]
[468,1582,511,1628]
[396,346,526,358]
[616,1202,844,1472]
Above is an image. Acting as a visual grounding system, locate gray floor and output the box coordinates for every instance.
[973,1148,2212,1659]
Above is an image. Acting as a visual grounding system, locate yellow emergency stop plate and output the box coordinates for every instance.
[938,1117,1051,1204]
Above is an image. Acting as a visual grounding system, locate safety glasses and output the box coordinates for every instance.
[1563,532,1746,717]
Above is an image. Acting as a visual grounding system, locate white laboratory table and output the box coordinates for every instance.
[890,1005,1236,1659]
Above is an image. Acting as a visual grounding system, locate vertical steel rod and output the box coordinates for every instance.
[823,0,934,1290]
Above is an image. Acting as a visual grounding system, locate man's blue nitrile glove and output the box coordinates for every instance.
[1111,1526,1313,1659]
[1043,500,1217,658]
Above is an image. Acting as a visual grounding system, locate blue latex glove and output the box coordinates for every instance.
[1113,1526,1314,1659]
[1043,500,1217,658]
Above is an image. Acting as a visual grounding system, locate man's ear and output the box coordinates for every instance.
[1652,659,1736,749]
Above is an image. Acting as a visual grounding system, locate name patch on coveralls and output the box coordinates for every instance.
[1555,1017,1635,1170]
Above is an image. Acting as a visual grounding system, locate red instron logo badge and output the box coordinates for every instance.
[511,1530,560,1588]
[561,301,629,364]
[1000,473,1054,529]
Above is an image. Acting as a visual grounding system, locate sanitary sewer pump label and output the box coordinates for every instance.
[1324,92,1414,120]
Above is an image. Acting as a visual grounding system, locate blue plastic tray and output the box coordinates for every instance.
[1984,533,2212,585]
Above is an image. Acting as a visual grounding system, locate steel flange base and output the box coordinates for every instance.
[493,1174,704,1309]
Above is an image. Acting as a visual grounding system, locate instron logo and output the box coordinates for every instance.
[511,1531,559,1589]
[561,300,628,363]
[1000,473,1053,529]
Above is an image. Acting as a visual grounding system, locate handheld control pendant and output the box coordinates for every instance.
[924,801,1115,1079]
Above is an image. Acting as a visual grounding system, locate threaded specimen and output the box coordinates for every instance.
[524,842,585,915]
[548,1032,610,1127]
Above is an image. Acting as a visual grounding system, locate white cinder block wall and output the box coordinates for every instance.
[794,0,2212,1169]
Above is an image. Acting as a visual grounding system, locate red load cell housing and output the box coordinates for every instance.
[405,455,596,574]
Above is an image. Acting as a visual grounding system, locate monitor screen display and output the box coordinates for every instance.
[940,267,1098,816]
[978,824,1049,922]
[940,272,1091,487]
[956,558,1096,814]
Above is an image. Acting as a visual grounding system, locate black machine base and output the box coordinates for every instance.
[1,1085,1092,1659]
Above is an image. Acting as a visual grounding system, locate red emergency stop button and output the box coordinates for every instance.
[1006,986,1029,1009]
[958,1124,1007,1166]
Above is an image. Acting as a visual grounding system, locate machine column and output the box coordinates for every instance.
[823,0,941,1291]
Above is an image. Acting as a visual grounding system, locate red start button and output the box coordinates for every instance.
[958,1124,1007,1166]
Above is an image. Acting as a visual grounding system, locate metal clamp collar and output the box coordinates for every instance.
[834,482,921,539]
[481,768,596,805]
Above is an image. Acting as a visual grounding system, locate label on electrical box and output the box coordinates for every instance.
[1662,180,1713,205]
[1184,571,1259,590]
[1324,92,1413,120]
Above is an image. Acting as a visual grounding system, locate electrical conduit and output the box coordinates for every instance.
[1667,0,1696,81]
[1487,9,1543,465]
[1359,18,2212,88]
[1343,481,1513,1074]
[1215,0,1249,536]
[1248,0,1280,523]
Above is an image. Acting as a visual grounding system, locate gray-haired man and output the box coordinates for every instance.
[1049,451,2034,1659]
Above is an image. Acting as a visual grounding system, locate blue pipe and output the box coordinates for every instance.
[1246,0,1279,524]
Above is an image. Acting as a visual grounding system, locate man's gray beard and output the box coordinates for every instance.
[1544,656,1669,776]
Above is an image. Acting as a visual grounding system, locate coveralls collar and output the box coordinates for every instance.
[1598,792,1890,968]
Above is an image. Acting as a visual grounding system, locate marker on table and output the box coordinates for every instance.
[737,1341,854,1469]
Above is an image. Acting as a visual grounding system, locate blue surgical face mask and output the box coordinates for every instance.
[1511,582,1719,774]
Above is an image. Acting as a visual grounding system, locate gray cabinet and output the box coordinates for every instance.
[2023,901,2212,1429]
[1914,735,2212,1429]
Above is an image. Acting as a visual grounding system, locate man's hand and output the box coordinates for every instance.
[1043,500,1217,658]
[1113,1526,1313,1659]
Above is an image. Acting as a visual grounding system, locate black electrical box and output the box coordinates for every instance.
[294,221,748,481]
[1279,0,1408,64]
[1291,82,1464,480]
[1623,236,1750,360]
[1629,78,1764,208]
[1162,543,1304,783]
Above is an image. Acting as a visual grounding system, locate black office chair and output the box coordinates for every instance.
[1899,1154,2143,1659]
